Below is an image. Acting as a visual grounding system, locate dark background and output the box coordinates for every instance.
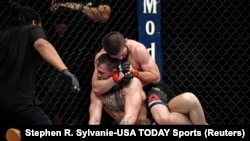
[0,0,249,125]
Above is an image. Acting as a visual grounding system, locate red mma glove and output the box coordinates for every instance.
[112,70,120,83]
[132,69,139,77]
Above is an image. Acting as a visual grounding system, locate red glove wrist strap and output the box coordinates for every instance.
[112,71,120,83]
[132,69,139,77]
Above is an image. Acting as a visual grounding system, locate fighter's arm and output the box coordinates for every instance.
[91,52,117,96]
[57,2,111,23]
[119,77,144,125]
[81,4,111,23]
[88,90,103,125]
[132,42,161,85]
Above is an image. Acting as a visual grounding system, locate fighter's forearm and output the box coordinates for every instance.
[59,2,111,23]
[88,92,103,125]
[82,5,111,23]
[92,77,116,95]
[119,78,143,125]
[137,70,161,84]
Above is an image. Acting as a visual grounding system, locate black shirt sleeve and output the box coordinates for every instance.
[29,26,48,44]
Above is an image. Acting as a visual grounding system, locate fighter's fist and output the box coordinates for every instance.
[112,70,120,83]
[120,72,133,86]
[50,0,59,12]
[112,69,133,87]
[118,61,131,73]
[132,69,139,77]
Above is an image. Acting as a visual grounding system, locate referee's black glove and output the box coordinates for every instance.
[61,69,81,92]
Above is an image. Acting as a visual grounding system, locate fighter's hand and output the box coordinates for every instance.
[119,61,130,73]
[61,69,81,92]
[113,62,134,86]
[112,70,133,86]
[50,0,59,12]
[119,61,139,77]
[112,70,120,83]
[120,72,133,86]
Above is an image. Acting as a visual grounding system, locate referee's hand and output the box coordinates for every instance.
[61,69,81,92]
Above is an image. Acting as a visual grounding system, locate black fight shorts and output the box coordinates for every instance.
[143,84,168,109]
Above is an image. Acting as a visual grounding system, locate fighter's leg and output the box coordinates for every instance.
[168,92,207,124]
[150,103,191,124]
[146,84,191,125]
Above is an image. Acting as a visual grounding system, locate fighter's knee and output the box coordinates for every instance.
[182,92,199,102]
[180,92,203,110]
[155,116,171,124]
[182,92,195,97]
[152,111,175,125]
[155,116,179,125]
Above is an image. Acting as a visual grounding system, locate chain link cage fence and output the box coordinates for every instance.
[0,0,249,125]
